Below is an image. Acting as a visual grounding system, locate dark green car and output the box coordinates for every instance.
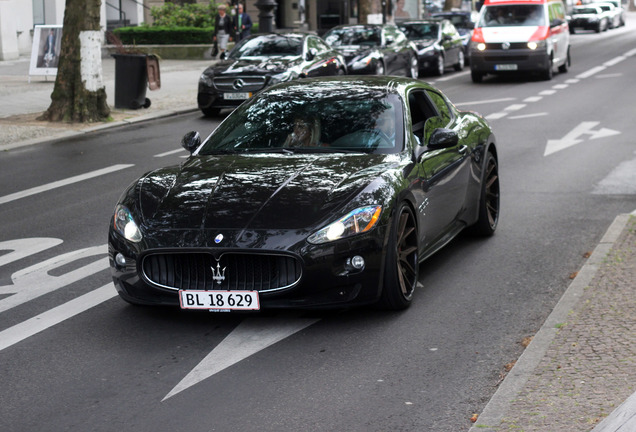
[109,76,499,311]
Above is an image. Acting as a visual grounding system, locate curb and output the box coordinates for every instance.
[469,213,633,432]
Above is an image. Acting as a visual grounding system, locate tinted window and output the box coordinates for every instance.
[399,23,439,40]
[426,90,452,125]
[479,5,545,27]
[324,27,381,47]
[199,86,405,155]
[230,35,303,58]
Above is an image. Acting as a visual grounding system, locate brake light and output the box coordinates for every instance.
[471,28,485,43]
[529,26,549,41]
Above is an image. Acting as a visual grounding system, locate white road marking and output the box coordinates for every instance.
[565,79,580,84]
[539,90,556,96]
[552,84,568,89]
[595,73,623,79]
[509,112,548,120]
[592,158,636,195]
[545,121,620,156]
[154,149,185,158]
[576,65,606,80]
[504,104,526,112]
[431,70,470,82]
[485,112,508,120]
[456,97,516,106]
[0,284,116,352]
[163,315,320,400]
[0,238,62,268]
[523,96,543,103]
[603,56,626,67]
[0,164,134,205]
[0,244,108,313]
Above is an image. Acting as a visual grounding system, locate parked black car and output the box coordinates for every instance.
[431,11,475,62]
[398,19,465,76]
[197,32,346,117]
[323,24,419,78]
[108,76,500,311]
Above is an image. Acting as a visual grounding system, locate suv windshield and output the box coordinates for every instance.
[229,35,303,58]
[479,5,545,27]
[199,84,404,155]
[324,27,381,47]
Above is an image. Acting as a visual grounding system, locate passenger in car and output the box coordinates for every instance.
[284,117,321,147]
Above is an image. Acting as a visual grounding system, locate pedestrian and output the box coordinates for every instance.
[213,4,233,57]
[234,3,253,42]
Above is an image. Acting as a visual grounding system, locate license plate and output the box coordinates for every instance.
[223,92,251,100]
[179,290,260,311]
[495,64,518,71]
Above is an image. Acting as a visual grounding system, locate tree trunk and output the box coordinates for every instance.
[39,0,110,123]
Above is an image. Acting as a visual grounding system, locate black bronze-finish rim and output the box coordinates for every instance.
[396,209,418,299]
[485,157,500,229]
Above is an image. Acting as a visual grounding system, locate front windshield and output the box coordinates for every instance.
[399,23,439,40]
[324,27,381,47]
[198,83,404,155]
[229,35,303,59]
[573,7,599,14]
[479,5,545,27]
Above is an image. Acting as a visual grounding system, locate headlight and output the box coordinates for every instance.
[527,40,547,50]
[307,205,382,245]
[269,70,294,85]
[351,56,373,69]
[113,205,142,243]
[199,73,213,87]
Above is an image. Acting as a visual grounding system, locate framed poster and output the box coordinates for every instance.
[29,25,63,77]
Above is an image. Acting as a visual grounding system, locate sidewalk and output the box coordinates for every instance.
[0,56,213,151]
[1,55,635,432]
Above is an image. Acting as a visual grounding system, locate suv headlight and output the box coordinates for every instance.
[307,206,382,245]
[199,73,213,87]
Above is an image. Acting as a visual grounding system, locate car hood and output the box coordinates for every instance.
[205,56,302,76]
[136,153,402,233]
[332,45,377,61]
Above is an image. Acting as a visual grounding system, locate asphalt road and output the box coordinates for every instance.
[1,25,636,432]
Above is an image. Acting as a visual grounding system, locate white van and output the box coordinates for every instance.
[469,0,570,82]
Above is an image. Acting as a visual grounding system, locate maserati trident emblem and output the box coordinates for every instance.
[211,262,226,285]
[501,42,510,50]
[233,79,245,90]
[214,233,223,244]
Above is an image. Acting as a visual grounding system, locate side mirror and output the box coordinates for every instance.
[220,51,228,60]
[181,131,201,154]
[551,18,564,27]
[306,48,318,61]
[428,128,458,149]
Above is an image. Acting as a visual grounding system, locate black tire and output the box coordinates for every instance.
[467,152,500,236]
[542,56,553,80]
[143,98,151,109]
[407,54,419,79]
[596,22,602,33]
[375,60,385,76]
[558,47,570,74]
[453,50,465,72]
[201,106,221,117]
[432,54,444,76]
[378,203,419,310]
[471,70,483,83]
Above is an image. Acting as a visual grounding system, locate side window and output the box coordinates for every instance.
[553,3,565,19]
[426,90,452,125]
[408,90,437,144]
[314,38,331,53]
[548,4,556,22]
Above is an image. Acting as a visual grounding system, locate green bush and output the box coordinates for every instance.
[113,26,214,45]
[150,1,218,28]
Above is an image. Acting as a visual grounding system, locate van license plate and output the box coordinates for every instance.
[495,64,518,71]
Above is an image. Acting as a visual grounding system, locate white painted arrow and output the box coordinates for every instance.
[544,121,620,156]
[163,315,320,401]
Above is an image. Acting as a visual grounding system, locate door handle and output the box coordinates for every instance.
[458,145,468,154]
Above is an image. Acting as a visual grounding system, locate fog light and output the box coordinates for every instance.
[349,255,365,270]
[115,253,127,267]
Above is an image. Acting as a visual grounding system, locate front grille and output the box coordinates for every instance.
[484,55,529,62]
[213,76,267,92]
[485,42,530,50]
[142,252,302,293]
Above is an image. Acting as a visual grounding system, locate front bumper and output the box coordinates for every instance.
[108,226,390,310]
[470,45,550,74]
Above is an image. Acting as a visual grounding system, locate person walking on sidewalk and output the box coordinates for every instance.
[234,3,253,42]
[213,4,233,57]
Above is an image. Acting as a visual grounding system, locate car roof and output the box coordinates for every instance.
[264,75,437,96]
[483,0,552,5]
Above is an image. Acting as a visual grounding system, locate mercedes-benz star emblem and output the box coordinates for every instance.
[233,79,245,90]
[502,42,510,50]
[214,234,223,244]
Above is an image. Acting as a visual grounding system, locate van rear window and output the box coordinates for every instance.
[479,5,545,27]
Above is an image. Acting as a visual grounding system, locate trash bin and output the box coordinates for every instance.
[112,53,151,109]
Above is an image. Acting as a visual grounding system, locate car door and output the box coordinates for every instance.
[549,1,569,65]
[440,20,461,67]
[382,26,406,75]
[409,89,471,249]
